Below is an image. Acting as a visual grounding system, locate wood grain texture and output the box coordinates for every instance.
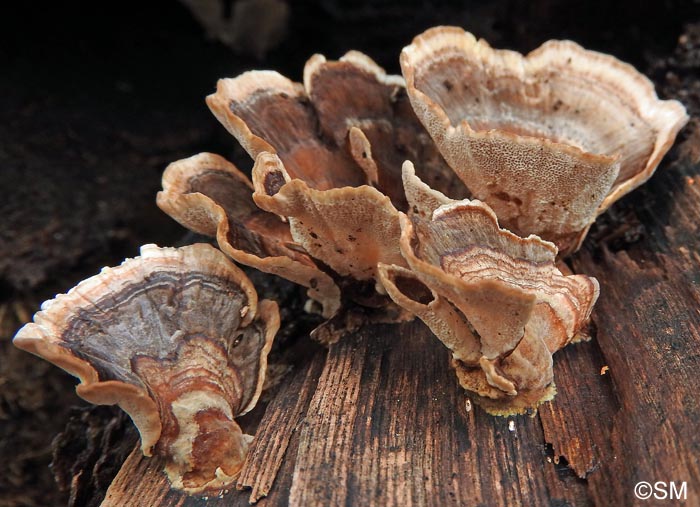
[101,71,700,507]
[102,322,594,507]
[568,142,700,506]
[539,340,618,479]
[101,447,179,507]
[237,356,325,503]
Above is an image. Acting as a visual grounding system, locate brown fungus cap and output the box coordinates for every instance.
[13,244,280,494]
[251,152,406,284]
[200,51,471,302]
[378,163,599,414]
[207,51,468,207]
[401,26,688,255]
[157,152,341,317]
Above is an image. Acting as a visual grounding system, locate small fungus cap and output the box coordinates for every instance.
[207,51,471,278]
[158,152,342,318]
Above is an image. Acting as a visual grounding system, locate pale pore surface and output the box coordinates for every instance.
[208,51,469,207]
[253,153,406,282]
[401,26,687,253]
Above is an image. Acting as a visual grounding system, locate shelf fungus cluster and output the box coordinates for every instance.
[158,26,685,413]
[160,50,470,322]
[378,164,599,413]
[13,25,687,496]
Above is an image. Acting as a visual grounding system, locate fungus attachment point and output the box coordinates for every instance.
[379,164,598,414]
[401,26,688,254]
[13,244,280,494]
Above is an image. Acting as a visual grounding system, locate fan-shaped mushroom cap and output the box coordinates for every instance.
[401,26,688,254]
[157,152,341,317]
[13,244,280,494]
[203,51,470,296]
[378,163,598,413]
[207,51,468,208]
[252,152,406,284]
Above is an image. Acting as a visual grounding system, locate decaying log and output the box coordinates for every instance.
[99,117,700,507]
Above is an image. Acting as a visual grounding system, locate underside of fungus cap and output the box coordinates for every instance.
[13,244,280,494]
[377,163,599,414]
[157,152,341,317]
[303,51,469,207]
[251,152,407,285]
[401,26,688,254]
[206,51,469,208]
[207,69,365,190]
[200,51,477,309]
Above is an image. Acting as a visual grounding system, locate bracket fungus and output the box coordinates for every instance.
[154,28,686,412]
[401,26,688,254]
[161,51,469,323]
[13,244,279,494]
[158,152,342,318]
[15,30,689,494]
[205,50,470,281]
[379,163,599,414]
